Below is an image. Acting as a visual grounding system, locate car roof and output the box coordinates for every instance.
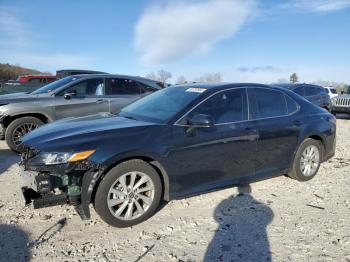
[274,83,323,89]
[71,73,162,83]
[174,82,282,92]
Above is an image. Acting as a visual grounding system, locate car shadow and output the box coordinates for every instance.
[204,185,273,262]
[0,224,31,261]
[0,147,19,175]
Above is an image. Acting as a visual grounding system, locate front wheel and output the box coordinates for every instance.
[289,138,323,181]
[5,117,44,153]
[94,160,162,227]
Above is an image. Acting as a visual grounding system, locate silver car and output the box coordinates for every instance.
[0,74,163,152]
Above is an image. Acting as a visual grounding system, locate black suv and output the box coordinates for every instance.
[276,84,331,111]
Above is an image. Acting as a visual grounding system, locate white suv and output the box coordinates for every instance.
[324,87,338,99]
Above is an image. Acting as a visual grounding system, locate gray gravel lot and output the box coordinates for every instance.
[0,117,350,262]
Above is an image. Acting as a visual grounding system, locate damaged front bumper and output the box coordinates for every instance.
[20,150,106,220]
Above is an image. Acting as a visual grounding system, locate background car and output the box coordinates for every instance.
[276,83,331,111]
[20,83,336,227]
[331,88,350,115]
[324,86,338,99]
[0,74,163,152]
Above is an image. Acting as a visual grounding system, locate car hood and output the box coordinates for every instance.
[0,92,45,104]
[22,113,158,152]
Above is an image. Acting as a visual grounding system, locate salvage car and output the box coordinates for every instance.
[20,83,336,227]
[0,74,163,152]
[276,83,331,111]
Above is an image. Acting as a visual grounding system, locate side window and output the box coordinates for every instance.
[285,95,298,114]
[61,78,104,96]
[188,89,247,124]
[305,86,318,96]
[139,82,158,93]
[254,89,287,118]
[105,78,141,95]
[294,86,304,96]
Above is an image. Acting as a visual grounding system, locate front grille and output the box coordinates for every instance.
[333,97,350,107]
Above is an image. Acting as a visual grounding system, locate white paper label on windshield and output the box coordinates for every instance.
[186,87,206,93]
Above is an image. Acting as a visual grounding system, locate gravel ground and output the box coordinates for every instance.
[0,117,350,262]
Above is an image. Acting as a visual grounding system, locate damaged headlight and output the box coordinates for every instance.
[30,150,96,165]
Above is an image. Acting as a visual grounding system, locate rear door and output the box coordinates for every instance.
[105,78,143,114]
[248,88,300,175]
[54,77,110,119]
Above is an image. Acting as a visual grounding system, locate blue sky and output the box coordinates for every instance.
[0,0,349,83]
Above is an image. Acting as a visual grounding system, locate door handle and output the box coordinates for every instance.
[96,99,105,104]
[294,120,302,126]
[244,127,257,134]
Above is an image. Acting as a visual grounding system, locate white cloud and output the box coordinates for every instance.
[135,0,257,66]
[282,0,350,12]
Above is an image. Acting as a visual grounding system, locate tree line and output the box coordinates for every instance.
[0,63,50,81]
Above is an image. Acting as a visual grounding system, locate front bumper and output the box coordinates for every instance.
[331,105,350,114]
[19,151,106,220]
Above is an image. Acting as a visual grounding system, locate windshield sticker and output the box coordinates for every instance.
[186,87,206,93]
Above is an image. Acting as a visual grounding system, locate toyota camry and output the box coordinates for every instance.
[20,83,336,227]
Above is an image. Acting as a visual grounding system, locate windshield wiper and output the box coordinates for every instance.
[122,115,137,120]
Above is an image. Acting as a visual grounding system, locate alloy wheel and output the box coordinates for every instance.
[12,123,38,146]
[300,145,320,177]
[107,172,155,221]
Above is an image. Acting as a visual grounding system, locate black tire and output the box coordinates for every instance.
[5,117,44,153]
[94,160,162,227]
[289,138,323,181]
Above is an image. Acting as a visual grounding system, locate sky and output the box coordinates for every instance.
[0,0,349,84]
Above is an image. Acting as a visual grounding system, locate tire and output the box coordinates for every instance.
[5,117,44,153]
[289,138,323,181]
[94,160,162,227]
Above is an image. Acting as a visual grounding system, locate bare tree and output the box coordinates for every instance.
[157,70,172,84]
[196,72,222,83]
[289,73,298,83]
[145,70,172,84]
[145,72,157,81]
[176,75,187,84]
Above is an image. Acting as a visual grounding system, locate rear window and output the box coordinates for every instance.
[330,89,337,94]
[254,89,287,118]
[305,86,319,96]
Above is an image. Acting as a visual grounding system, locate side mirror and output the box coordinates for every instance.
[64,90,77,100]
[187,114,214,128]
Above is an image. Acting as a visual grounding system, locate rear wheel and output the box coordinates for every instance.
[94,160,162,227]
[289,138,323,181]
[5,117,44,153]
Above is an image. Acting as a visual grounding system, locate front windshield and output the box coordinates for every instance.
[31,76,76,94]
[119,86,205,123]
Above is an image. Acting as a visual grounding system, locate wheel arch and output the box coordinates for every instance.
[92,155,171,203]
[2,112,52,128]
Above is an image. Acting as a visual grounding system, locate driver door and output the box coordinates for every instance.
[54,78,110,119]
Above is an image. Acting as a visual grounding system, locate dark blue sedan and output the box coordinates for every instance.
[20,83,336,227]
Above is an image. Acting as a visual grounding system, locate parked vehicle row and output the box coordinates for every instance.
[275,83,332,112]
[0,74,164,152]
[19,83,336,227]
[0,69,108,95]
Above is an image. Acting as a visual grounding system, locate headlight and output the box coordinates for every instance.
[30,150,96,165]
